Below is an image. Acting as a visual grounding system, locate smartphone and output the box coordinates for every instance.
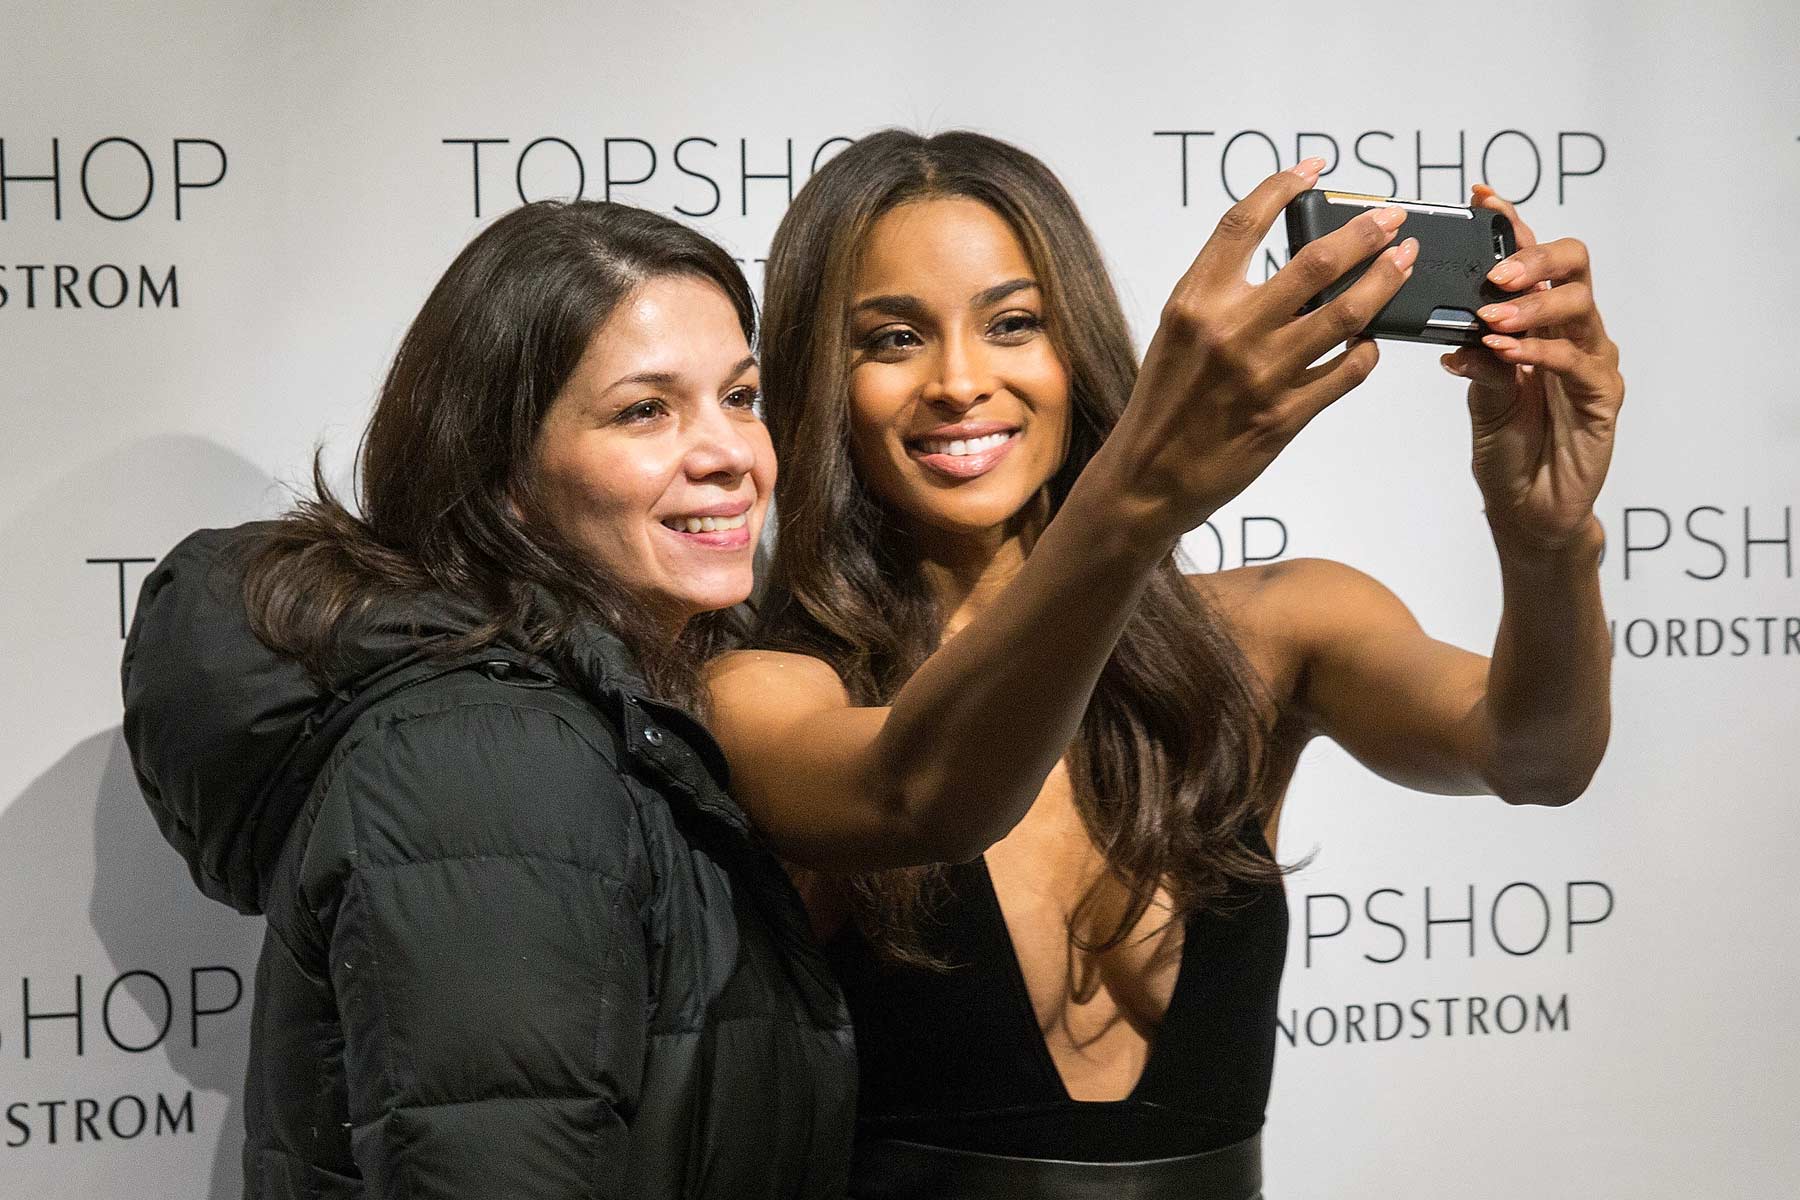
[1283,190,1518,346]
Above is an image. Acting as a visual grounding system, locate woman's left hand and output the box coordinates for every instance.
[1443,185,1625,550]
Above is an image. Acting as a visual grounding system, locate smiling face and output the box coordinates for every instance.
[533,274,773,631]
[845,196,1071,542]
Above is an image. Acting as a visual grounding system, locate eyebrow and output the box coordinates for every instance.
[972,278,1040,308]
[599,354,757,397]
[851,278,1039,322]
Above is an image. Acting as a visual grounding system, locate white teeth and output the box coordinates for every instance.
[921,431,1013,456]
[664,512,747,533]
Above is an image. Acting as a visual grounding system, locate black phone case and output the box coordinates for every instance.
[1283,190,1518,346]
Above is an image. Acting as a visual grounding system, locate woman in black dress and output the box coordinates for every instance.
[705,130,1624,1197]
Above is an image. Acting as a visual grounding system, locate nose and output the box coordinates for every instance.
[920,329,995,412]
[683,401,759,483]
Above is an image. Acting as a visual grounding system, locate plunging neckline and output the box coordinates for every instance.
[973,854,1191,1106]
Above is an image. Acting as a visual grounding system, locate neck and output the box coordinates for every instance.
[909,492,1050,641]
[636,598,691,655]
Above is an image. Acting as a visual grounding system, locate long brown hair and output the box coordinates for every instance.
[756,129,1281,966]
[243,200,755,707]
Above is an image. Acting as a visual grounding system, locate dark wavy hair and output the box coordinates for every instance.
[755,129,1282,966]
[242,200,754,706]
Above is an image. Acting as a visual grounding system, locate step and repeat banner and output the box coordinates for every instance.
[3,3,1795,1197]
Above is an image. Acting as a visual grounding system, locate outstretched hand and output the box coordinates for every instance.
[1104,159,1417,540]
[1444,186,1625,550]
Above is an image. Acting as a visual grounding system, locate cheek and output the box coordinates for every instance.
[1028,358,1074,455]
[847,369,911,467]
[748,424,778,513]
[540,443,665,557]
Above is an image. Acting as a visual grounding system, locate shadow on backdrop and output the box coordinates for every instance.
[1,435,284,1199]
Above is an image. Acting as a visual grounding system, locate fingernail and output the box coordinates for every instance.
[1477,304,1516,325]
[1440,357,1467,378]
[1372,206,1407,232]
[1389,237,1419,269]
[1291,156,1327,178]
[1489,260,1523,285]
[1482,334,1518,351]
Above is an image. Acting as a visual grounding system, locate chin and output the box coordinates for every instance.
[905,480,1041,530]
[901,502,1019,540]
[676,577,754,617]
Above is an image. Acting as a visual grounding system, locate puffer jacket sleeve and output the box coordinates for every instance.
[299,687,650,1198]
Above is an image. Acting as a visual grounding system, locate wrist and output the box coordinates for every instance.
[1063,441,1193,564]
[1489,513,1605,580]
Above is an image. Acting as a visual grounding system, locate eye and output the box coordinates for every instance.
[989,311,1044,341]
[616,398,668,425]
[859,325,924,357]
[724,385,763,417]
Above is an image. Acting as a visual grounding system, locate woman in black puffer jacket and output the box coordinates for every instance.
[121,201,853,1199]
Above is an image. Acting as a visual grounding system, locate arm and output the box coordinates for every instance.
[306,700,647,1198]
[708,489,1169,872]
[1232,546,1607,807]
[710,162,1420,871]
[1481,522,1610,802]
[1233,189,1623,808]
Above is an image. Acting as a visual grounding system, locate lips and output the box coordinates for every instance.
[916,430,1013,457]
[658,504,752,549]
[660,511,748,534]
[905,427,1019,480]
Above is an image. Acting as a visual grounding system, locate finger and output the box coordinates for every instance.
[1441,346,1514,391]
[1476,281,1607,345]
[1279,236,1418,369]
[1287,336,1382,427]
[1184,159,1327,291]
[1449,342,1532,433]
[1487,237,1593,293]
[1479,333,1618,396]
[1255,203,1408,320]
[1471,183,1537,248]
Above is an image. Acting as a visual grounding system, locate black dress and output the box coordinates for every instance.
[827,834,1287,1198]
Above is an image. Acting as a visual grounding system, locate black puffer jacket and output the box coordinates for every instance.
[121,526,855,1199]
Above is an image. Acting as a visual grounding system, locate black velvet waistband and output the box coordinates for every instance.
[849,1131,1263,1200]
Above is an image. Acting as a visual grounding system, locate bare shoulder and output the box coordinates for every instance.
[703,649,854,731]
[706,648,849,693]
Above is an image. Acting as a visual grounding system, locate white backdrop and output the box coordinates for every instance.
[3,3,1796,1197]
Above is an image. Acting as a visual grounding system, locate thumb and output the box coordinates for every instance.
[1442,347,1518,426]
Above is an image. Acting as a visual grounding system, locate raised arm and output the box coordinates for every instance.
[709,161,1423,871]
[1222,188,1622,808]
[1219,546,1607,808]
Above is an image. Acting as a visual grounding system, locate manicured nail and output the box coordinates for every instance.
[1489,260,1524,286]
[1291,156,1327,178]
[1477,304,1517,325]
[1389,237,1419,269]
[1440,356,1467,378]
[1482,334,1518,351]
[1372,205,1407,232]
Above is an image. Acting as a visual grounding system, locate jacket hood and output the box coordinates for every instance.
[121,523,644,915]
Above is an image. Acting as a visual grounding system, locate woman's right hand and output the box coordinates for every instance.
[1101,159,1418,541]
